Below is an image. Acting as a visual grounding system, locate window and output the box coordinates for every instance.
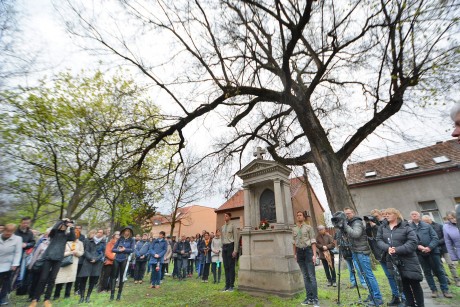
[418,200,442,224]
[433,156,450,164]
[365,171,377,177]
[403,162,418,170]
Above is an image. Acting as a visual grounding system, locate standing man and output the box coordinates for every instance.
[444,211,460,287]
[148,231,167,288]
[174,235,191,281]
[293,211,319,307]
[316,225,336,287]
[410,211,452,298]
[14,217,36,295]
[0,224,23,306]
[221,212,238,292]
[422,215,459,286]
[343,207,384,306]
[451,103,460,230]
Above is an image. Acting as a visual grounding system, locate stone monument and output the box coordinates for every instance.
[236,147,303,296]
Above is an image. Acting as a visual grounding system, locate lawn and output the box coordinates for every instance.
[11,264,460,306]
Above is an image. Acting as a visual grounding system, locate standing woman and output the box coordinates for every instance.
[110,226,135,301]
[99,231,120,292]
[198,232,212,282]
[29,219,75,307]
[133,233,150,284]
[188,236,197,277]
[161,240,172,281]
[53,228,84,300]
[377,208,424,307]
[78,229,105,303]
[211,229,222,284]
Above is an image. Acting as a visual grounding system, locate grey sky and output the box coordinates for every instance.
[14,0,457,211]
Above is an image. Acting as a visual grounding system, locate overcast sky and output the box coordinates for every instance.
[13,0,457,211]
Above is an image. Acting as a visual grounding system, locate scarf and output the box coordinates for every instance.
[94,236,103,244]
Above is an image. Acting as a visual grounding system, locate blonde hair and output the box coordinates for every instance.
[370,209,382,216]
[87,229,97,238]
[384,208,404,221]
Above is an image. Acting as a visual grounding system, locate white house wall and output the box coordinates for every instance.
[350,171,460,220]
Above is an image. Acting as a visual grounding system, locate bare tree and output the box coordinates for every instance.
[158,162,206,237]
[0,0,35,89]
[63,0,460,212]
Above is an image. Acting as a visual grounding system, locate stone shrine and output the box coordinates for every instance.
[236,154,303,296]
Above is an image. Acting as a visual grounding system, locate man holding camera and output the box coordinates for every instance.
[342,207,384,306]
[365,210,404,306]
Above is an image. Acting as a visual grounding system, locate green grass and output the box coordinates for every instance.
[11,264,460,306]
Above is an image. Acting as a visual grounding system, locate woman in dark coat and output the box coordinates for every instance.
[197,232,212,282]
[110,226,135,301]
[29,219,75,307]
[376,208,424,307]
[77,229,105,303]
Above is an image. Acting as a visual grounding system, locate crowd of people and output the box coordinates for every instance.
[0,207,459,307]
[293,208,460,307]
[0,212,239,307]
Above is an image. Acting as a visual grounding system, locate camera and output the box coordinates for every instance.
[331,211,347,229]
[63,219,74,226]
[363,215,380,225]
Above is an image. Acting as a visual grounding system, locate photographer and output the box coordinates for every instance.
[365,210,404,306]
[342,207,383,306]
[376,208,423,307]
[29,219,75,307]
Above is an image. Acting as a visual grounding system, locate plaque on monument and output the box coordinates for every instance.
[259,189,276,223]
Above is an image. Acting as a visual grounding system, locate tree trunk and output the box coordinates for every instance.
[294,101,356,214]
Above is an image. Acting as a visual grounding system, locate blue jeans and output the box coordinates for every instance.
[296,247,318,300]
[352,253,382,301]
[417,253,448,292]
[150,263,162,286]
[380,260,404,298]
[346,257,366,286]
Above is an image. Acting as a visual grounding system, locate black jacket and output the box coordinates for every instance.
[376,220,423,281]
[78,237,106,277]
[43,221,76,261]
[410,221,439,255]
[14,228,35,250]
[429,222,447,254]
[174,240,191,259]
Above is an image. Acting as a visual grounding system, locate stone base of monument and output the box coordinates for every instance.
[237,229,304,297]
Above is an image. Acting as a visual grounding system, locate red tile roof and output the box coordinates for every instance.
[151,206,194,225]
[347,139,460,186]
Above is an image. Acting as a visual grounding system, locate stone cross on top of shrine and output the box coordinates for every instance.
[253,146,266,159]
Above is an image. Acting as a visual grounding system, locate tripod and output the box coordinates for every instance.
[387,254,406,307]
[335,230,377,306]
